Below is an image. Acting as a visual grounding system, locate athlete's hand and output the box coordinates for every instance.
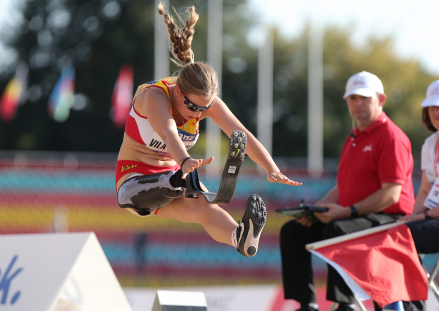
[181,156,214,178]
[267,171,302,186]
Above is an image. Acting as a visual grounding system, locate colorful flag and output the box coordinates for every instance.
[111,64,134,128]
[0,63,28,123]
[307,223,428,308]
[48,66,75,122]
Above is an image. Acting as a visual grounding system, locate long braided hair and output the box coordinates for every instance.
[158,3,218,98]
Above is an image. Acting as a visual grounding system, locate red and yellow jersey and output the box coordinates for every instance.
[124,78,199,158]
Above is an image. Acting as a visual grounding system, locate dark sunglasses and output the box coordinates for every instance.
[182,92,215,112]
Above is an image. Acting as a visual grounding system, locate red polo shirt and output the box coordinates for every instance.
[337,112,414,215]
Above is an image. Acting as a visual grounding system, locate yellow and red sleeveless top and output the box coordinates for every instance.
[124,78,199,158]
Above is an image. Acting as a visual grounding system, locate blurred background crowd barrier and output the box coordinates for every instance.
[1,150,436,290]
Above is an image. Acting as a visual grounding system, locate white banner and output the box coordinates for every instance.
[125,285,278,311]
[0,232,132,311]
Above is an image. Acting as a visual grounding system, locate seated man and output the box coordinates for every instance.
[280,71,415,311]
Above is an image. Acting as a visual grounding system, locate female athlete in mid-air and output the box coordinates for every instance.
[116,2,301,257]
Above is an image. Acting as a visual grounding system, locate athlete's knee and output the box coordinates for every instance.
[117,171,184,217]
[185,200,214,222]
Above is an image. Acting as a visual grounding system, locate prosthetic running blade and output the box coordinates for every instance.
[185,130,247,204]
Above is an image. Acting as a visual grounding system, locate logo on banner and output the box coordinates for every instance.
[0,256,23,305]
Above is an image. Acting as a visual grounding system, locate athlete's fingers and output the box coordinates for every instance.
[205,156,214,164]
[181,157,212,178]
[181,158,197,178]
[197,156,214,168]
[267,173,302,186]
[279,174,302,185]
[283,179,302,186]
[182,166,195,177]
[182,168,191,179]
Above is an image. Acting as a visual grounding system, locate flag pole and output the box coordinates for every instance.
[257,26,273,159]
[154,0,169,80]
[307,3,324,178]
[306,221,406,250]
[205,0,223,179]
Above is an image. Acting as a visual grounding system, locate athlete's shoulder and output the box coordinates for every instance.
[161,77,177,84]
[134,77,177,98]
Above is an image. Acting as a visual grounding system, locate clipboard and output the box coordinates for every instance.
[276,204,328,218]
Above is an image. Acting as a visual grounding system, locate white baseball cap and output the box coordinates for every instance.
[421,80,439,107]
[343,71,384,99]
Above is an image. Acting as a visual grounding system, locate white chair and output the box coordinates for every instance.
[329,296,367,311]
[420,254,439,302]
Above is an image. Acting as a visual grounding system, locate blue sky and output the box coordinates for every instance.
[1,0,439,76]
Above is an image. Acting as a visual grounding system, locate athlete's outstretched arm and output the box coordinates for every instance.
[201,97,301,186]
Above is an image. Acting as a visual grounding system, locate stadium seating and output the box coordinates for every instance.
[0,152,425,289]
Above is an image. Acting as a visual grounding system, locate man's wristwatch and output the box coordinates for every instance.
[350,205,359,218]
[425,211,433,219]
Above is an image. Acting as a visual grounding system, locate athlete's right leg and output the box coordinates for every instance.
[117,171,238,244]
[157,193,267,257]
[156,194,238,246]
[118,172,267,256]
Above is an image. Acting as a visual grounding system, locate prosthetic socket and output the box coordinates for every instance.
[117,170,185,216]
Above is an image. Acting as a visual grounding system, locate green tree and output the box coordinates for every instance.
[0,2,434,162]
[0,0,256,152]
[270,25,434,160]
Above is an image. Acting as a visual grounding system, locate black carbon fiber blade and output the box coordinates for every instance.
[184,130,247,205]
